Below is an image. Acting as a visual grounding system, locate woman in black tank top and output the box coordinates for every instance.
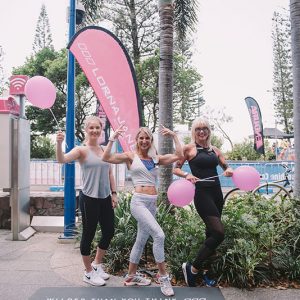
[173,118,233,287]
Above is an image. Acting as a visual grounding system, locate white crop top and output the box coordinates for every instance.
[130,154,158,187]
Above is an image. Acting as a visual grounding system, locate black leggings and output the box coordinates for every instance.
[192,185,225,270]
[79,192,115,256]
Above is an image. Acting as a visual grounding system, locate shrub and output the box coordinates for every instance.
[214,194,300,288]
[80,192,300,288]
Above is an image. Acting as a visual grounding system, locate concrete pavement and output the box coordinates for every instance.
[0,230,299,300]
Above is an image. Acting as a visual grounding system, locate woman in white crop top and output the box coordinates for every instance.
[56,116,117,287]
[102,125,183,297]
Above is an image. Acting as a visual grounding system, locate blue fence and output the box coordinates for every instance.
[31,159,295,190]
[179,161,295,187]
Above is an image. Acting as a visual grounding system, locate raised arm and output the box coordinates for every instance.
[173,150,187,177]
[56,130,81,163]
[102,125,131,164]
[173,144,199,183]
[157,126,184,165]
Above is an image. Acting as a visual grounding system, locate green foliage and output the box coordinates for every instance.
[99,0,159,66]
[211,134,223,150]
[203,106,233,149]
[80,192,300,288]
[227,139,276,161]
[174,0,198,42]
[13,48,96,143]
[31,135,55,159]
[173,54,204,124]
[272,10,293,134]
[227,139,263,161]
[183,135,191,145]
[32,4,54,54]
[136,53,159,129]
[14,48,66,134]
[215,194,300,288]
[136,51,204,131]
[157,202,205,279]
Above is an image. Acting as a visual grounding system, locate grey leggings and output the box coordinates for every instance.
[129,193,165,264]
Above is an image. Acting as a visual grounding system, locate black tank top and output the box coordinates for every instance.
[188,145,220,187]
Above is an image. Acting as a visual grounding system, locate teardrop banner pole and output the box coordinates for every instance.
[62,0,76,239]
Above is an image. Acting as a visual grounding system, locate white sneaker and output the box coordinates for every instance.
[124,274,151,286]
[157,274,174,296]
[92,261,110,280]
[83,269,106,286]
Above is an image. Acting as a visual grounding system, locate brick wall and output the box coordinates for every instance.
[0,192,79,229]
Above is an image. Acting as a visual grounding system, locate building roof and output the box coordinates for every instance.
[263,127,294,139]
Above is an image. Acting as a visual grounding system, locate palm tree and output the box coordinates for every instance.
[158,1,175,194]
[80,0,198,194]
[158,0,198,194]
[290,0,300,198]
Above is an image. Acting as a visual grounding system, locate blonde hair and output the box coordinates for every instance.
[191,118,212,148]
[83,116,103,144]
[135,127,158,160]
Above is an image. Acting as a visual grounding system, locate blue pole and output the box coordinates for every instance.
[63,0,76,238]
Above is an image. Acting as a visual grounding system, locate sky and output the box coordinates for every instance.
[0,0,290,150]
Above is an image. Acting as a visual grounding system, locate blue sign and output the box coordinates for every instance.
[178,161,295,187]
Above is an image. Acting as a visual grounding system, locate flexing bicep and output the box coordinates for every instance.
[174,157,186,169]
[59,148,81,164]
[173,156,187,176]
[104,151,131,164]
[158,153,183,166]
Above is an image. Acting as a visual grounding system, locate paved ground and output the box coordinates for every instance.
[0,230,299,300]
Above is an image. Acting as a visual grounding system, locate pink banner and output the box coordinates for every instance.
[68,26,142,152]
[245,96,265,155]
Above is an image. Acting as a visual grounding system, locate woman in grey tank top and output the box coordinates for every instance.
[102,125,183,297]
[56,116,117,287]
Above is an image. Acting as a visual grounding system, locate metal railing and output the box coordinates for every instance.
[30,159,82,187]
[30,160,129,190]
[30,160,295,189]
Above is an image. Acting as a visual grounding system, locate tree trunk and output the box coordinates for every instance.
[158,1,174,195]
[128,0,140,66]
[290,0,300,198]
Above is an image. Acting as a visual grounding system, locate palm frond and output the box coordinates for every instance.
[174,0,198,41]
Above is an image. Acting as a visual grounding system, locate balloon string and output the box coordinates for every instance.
[49,108,68,149]
[195,172,225,182]
[49,108,60,129]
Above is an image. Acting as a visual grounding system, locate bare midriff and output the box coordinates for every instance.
[134,185,157,195]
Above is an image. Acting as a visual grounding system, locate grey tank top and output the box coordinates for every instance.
[80,149,111,198]
[130,154,158,187]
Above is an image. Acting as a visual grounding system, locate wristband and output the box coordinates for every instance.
[183,172,189,178]
[111,191,117,195]
[108,138,116,142]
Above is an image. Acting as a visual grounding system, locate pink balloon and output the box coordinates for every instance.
[167,179,195,207]
[24,76,56,109]
[232,166,260,191]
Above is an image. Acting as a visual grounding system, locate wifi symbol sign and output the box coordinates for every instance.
[9,75,29,95]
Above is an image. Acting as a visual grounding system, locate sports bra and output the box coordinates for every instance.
[130,154,158,187]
